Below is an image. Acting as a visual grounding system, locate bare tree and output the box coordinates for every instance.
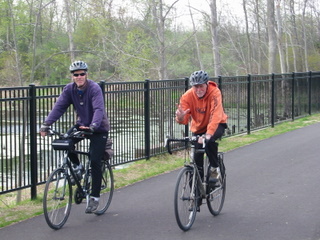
[267,0,277,73]
[308,0,320,54]
[275,0,287,73]
[242,0,252,73]
[6,0,23,85]
[209,0,221,76]
[301,0,309,71]
[64,0,75,61]
[152,0,166,79]
[151,0,180,80]
[188,0,203,70]
[253,0,264,74]
[288,0,304,72]
[30,0,55,83]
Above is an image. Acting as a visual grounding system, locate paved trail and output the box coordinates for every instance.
[1,123,320,240]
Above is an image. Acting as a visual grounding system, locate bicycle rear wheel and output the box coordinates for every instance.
[94,160,114,215]
[43,168,72,230]
[174,166,197,231]
[207,174,226,216]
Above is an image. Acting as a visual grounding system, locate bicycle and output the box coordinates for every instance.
[43,129,114,230]
[165,135,226,231]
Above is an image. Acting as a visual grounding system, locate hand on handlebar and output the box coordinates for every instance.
[197,136,204,144]
[198,134,212,147]
[79,126,90,130]
[39,123,51,137]
[79,126,94,132]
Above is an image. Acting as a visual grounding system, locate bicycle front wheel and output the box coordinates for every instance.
[174,166,197,231]
[43,168,72,230]
[94,161,114,215]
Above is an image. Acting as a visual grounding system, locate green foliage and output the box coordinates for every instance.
[0,53,16,85]
[117,27,155,81]
[74,18,101,50]
[307,54,320,71]
[0,0,319,86]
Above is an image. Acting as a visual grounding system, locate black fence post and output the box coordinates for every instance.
[144,80,150,160]
[184,77,189,91]
[292,72,295,120]
[271,73,275,128]
[308,71,312,115]
[247,74,251,134]
[99,80,106,102]
[29,84,37,199]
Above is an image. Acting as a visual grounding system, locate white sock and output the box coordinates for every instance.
[92,197,99,201]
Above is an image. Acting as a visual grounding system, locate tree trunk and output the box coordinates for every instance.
[254,0,263,74]
[7,0,23,85]
[243,0,252,73]
[209,0,221,76]
[275,0,287,73]
[267,0,277,73]
[301,0,309,71]
[188,0,203,70]
[289,0,303,72]
[64,0,75,61]
[152,0,167,80]
[30,0,42,83]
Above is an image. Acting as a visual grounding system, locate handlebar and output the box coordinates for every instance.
[47,129,93,139]
[165,136,205,154]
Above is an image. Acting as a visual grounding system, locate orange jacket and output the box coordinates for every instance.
[176,81,228,135]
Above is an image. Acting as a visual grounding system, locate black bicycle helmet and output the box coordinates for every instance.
[69,60,88,73]
[189,70,209,86]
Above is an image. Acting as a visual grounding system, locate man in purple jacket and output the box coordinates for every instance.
[40,60,110,213]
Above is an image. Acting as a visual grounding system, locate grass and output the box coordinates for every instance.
[1,114,320,228]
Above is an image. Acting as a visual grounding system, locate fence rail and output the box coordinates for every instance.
[1,71,320,199]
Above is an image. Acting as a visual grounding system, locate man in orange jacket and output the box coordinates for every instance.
[175,70,228,182]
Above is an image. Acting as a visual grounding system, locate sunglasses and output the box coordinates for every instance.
[73,72,86,77]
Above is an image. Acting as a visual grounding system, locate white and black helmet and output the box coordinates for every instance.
[69,60,88,73]
[189,70,209,86]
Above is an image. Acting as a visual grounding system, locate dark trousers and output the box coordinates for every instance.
[194,123,227,170]
[67,126,108,198]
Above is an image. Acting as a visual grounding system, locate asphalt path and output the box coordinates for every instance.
[1,123,320,240]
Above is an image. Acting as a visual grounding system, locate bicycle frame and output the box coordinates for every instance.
[73,150,90,191]
[59,150,89,192]
[188,145,209,201]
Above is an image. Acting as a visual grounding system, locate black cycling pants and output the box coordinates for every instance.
[194,123,227,170]
[67,126,108,198]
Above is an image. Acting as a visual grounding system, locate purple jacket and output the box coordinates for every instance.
[44,79,110,133]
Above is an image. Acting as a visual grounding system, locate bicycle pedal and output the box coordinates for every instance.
[188,206,200,212]
[209,178,219,184]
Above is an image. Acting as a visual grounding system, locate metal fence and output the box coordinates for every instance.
[1,71,320,199]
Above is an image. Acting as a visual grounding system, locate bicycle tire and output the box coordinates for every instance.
[207,173,226,216]
[174,166,197,231]
[94,161,114,215]
[43,168,72,230]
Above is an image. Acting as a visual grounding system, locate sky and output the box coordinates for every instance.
[170,0,244,28]
[116,0,244,29]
